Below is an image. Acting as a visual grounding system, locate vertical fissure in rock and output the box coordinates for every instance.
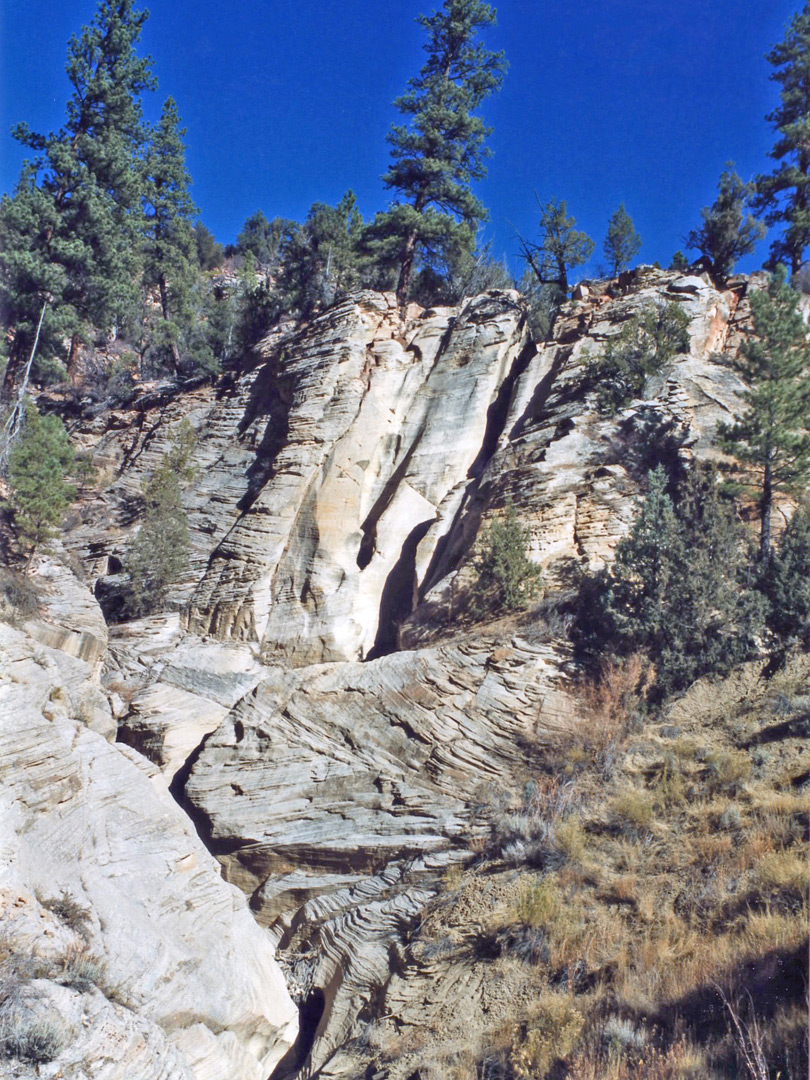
[356,429,425,571]
[467,335,537,480]
[366,518,434,660]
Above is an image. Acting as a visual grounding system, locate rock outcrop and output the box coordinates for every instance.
[187,290,532,664]
[0,573,297,1079]
[42,269,774,1079]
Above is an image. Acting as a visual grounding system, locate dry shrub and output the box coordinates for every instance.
[568,1033,705,1080]
[610,790,655,833]
[547,653,651,775]
[705,749,751,793]
[579,652,652,752]
[753,850,809,896]
[40,889,91,939]
[510,992,584,1079]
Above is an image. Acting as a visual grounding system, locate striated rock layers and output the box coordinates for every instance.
[0,572,297,1079]
[186,290,533,663]
[52,269,769,1078]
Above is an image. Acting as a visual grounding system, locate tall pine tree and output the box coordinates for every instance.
[141,97,199,373]
[754,4,810,273]
[688,166,765,277]
[1,0,155,399]
[603,204,642,276]
[364,0,506,305]
[717,269,810,559]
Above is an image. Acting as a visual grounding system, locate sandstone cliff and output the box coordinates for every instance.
[3,267,775,1078]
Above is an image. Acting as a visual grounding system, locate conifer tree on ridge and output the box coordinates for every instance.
[365,0,506,306]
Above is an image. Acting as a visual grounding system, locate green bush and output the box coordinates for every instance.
[575,465,763,699]
[6,403,75,563]
[587,300,690,414]
[123,421,196,617]
[474,499,542,612]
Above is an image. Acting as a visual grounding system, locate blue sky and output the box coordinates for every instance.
[0,1,802,278]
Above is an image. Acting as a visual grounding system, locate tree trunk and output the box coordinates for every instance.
[66,332,81,381]
[760,462,773,562]
[158,273,182,374]
[396,230,418,307]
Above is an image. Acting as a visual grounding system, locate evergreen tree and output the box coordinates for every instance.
[576,466,760,698]
[364,0,506,305]
[193,222,224,271]
[124,421,195,616]
[517,197,594,294]
[141,97,199,373]
[754,4,810,273]
[587,300,690,414]
[765,502,810,643]
[473,498,542,612]
[1,0,155,397]
[717,268,810,560]
[274,192,365,318]
[0,172,76,394]
[686,166,765,277]
[603,203,642,276]
[7,403,75,564]
[235,211,288,267]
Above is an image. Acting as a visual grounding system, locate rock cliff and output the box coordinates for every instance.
[0,565,297,1079]
[3,268,773,1078]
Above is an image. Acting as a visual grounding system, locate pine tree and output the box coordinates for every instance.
[124,421,195,616]
[473,498,542,611]
[235,211,288,267]
[517,197,594,294]
[765,502,810,643]
[1,0,155,398]
[717,269,810,559]
[274,192,365,318]
[576,466,761,698]
[141,97,199,373]
[193,222,224,271]
[687,166,765,277]
[603,204,642,276]
[364,0,506,305]
[7,403,75,564]
[754,4,810,273]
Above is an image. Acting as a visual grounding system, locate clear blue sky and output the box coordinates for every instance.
[0,1,802,278]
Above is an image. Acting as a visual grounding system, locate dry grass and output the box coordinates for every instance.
[381,659,810,1080]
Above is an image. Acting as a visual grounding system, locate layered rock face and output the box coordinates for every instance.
[0,570,297,1079]
[186,290,532,664]
[42,268,767,1079]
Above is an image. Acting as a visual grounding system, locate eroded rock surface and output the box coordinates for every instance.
[45,271,776,1079]
[183,629,573,1075]
[0,586,297,1079]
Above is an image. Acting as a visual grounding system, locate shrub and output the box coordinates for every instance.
[0,1014,65,1064]
[473,498,542,612]
[510,993,585,1079]
[610,791,655,832]
[123,421,196,617]
[0,568,40,625]
[40,889,91,938]
[587,300,690,414]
